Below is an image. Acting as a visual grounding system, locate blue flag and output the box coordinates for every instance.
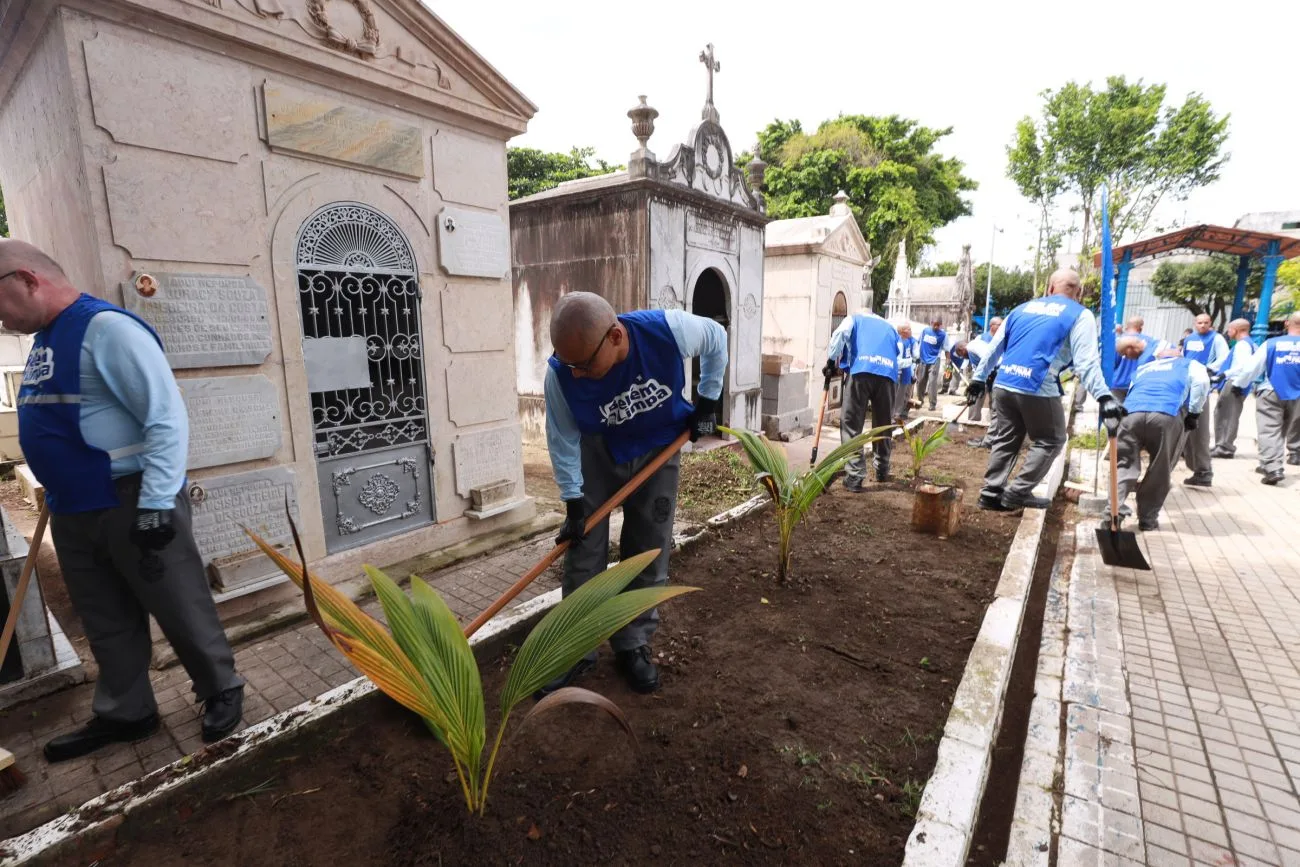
[1099,186,1116,387]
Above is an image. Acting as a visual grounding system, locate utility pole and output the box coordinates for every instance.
[983,224,1003,332]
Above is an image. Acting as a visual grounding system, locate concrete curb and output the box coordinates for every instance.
[901,429,1069,867]
[0,493,771,866]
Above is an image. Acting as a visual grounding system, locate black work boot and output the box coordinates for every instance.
[533,654,597,701]
[1138,518,1159,531]
[202,686,245,742]
[1289,454,1300,466]
[45,713,160,763]
[614,646,660,694]
[978,493,1014,512]
[1262,471,1285,486]
[843,476,865,493]
[1003,492,1051,509]
[1183,474,1212,488]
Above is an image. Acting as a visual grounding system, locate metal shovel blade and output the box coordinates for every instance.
[1095,522,1151,570]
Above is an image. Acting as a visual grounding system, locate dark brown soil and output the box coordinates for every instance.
[57,441,1020,867]
[674,446,758,524]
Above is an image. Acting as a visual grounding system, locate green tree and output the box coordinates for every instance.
[1270,258,1300,319]
[916,261,958,277]
[1007,117,1064,293]
[755,115,977,307]
[1007,77,1229,269]
[0,184,7,237]
[1150,258,1247,328]
[973,264,1035,312]
[506,146,620,201]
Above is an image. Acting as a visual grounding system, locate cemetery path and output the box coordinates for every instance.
[1008,402,1300,867]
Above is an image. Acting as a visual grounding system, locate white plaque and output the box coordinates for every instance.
[302,336,372,392]
[686,212,738,254]
[452,426,520,498]
[179,375,282,469]
[437,207,509,279]
[123,272,272,369]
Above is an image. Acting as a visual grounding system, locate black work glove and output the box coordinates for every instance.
[131,509,175,551]
[1184,413,1200,432]
[821,359,839,380]
[964,380,985,404]
[689,396,720,442]
[1232,385,1246,398]
[1097,395,1128,423]
[1209,372,1226,386]
[556,498,587,544]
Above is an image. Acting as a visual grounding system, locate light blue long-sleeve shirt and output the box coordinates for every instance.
[972,306,1111,401]
[1185,361,1212,414]
[1203,332,1230,372]
[1232,340,1278,394]
[81,312,189,510]
[1220,338,1256,381]
[545,309,728,500]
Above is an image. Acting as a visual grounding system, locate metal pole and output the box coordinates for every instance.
[983,224,997,333]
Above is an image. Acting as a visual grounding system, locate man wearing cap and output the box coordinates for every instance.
[0,239,244,762]
[1113,339,1210,531]
[1231,312,1300,486]
[966,269,1125,511]
[542,292,727,694]
[825,308,900,488]
[1210,318,1256,459]
[1179,313,1229,487]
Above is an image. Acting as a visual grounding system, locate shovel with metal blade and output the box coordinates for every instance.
[1095,420,1151,570]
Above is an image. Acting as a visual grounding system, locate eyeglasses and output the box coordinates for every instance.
[553,325,614,371]
[0,271,18,283]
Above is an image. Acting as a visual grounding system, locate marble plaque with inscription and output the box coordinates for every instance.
[179,375,282,470]
[452,426,520,498]
[686,212,738,254]
[437,207,509,279]
[189,467,299,565]
[123,272,273,369]
[264,83,424,179]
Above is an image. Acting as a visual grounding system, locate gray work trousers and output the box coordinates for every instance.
[1256,390,1300,475]
[916,361,941,410]
[968,389,992,423]
[564,436,679,652]
[841,372,895,482]
[894,381,913,420]
[1212,388,1246,456]
[1116,411,1186,525]
[1181,399,1213,478]
[981,388,1067,501]
[51,475,243,722]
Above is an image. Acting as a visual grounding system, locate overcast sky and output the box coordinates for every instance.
[434,0,1300,269]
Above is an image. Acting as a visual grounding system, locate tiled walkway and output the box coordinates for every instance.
[1014,403,1300,866]
[0,528,565,838]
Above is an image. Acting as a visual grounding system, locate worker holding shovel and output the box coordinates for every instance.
[825,308,901,489]
[1112,340,1210,531]
[540,292,727,696]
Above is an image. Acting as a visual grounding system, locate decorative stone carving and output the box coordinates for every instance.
[629,95,657,151]
[698,43,720,124]
[307,0,379,56]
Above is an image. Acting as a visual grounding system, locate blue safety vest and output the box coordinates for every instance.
[840,313,899,380]
[17,294,164,514]
[1123,356,1193,417]
[994,297,1085,393]
[550,310,692,465]
[919,327,946,365]
[1181,330,1218,366]
[897,336,917,385]
[1263,336,1300,401]
[1113,333,1152,390]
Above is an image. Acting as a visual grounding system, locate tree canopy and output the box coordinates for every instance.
[506,146,620,201]
[919,262,1033,312]
[1150,258,1246,328]
[0,185,7,237]
[754,115,977,307]
[1006,77,1229,271]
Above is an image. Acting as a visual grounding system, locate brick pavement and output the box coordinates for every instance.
[1012,401,1300,866]
[0,529,565,839]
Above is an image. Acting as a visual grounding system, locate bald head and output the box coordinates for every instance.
[1226,318,1252,339]
[1047,269,1082,301]
[1116,335,1146,359]
[550,292,616,348]
[0,239,79,333]
[989,316,1003,335]
[1125,316,1144,332]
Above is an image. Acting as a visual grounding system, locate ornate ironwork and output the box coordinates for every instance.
[359,473,401,515]
[296,204,428,460]
[328,456,424,537]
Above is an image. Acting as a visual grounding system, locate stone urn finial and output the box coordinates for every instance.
[628,95,658,151]
[830,189,851,217]
[747,149,767,192]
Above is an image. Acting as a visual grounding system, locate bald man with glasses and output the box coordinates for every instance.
[540,292,727,696]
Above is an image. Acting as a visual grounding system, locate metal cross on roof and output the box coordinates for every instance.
[699,43,720,123]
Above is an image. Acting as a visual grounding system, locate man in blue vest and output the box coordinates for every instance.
[894,322,918,424]
[966,269,1124,511]
[543,292,727,694]
[1110,317,1152,402]
[1113,342,1210,531]
[825,309,900,488]
[1231,312,1300,485]
[965,317,1001,437]
[1210,319,1256,459]
[1179,313,1229,486]
[0,240,244,762]
[915,317,947,412]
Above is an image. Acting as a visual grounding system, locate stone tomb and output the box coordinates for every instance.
[0,0,538,607]
[511,45,769,443]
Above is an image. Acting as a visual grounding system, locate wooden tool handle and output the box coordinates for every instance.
[1108,432,1121,530]
[463,429,692,638]
[810,380,832,467]
[0,505,49,664]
